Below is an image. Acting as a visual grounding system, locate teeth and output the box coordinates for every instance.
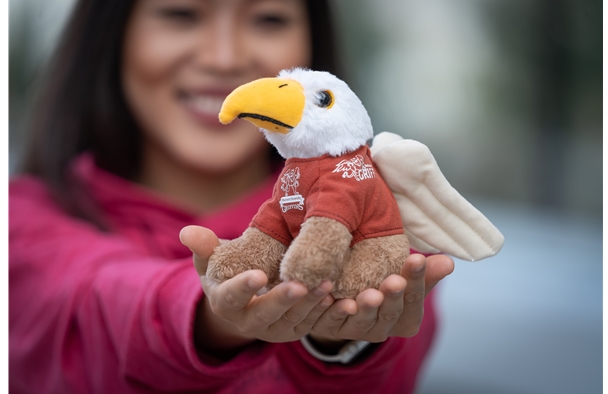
[187,95,224,116]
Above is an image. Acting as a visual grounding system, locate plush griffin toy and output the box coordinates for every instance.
[207,68,504,299]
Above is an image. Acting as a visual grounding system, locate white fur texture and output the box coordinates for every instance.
[262,68,373,159]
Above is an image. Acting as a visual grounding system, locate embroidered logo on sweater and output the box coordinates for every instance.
[333,155,376,181]
[279,167,305,212]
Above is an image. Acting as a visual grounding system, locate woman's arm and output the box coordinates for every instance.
[9,178,278,392]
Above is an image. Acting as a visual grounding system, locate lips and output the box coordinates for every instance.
[183,94,224,116]
[179,90,232,127]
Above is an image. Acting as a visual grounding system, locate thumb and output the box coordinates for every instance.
[424,254,455,295]
[180,225,220,276]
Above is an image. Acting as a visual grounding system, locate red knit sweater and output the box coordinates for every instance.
[253,145,404,247]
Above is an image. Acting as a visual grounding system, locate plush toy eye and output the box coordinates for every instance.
[315,90,334,108]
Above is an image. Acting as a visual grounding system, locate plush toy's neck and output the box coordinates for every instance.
[263,126,368,160]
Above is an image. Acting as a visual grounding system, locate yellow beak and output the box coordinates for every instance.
[218,77,305,134]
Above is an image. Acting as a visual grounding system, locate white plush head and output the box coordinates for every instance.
[218,68,373,159]
[265,68,373,159]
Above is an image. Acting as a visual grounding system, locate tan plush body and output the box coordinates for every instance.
[208,145,410,299]
[208,220,408,299]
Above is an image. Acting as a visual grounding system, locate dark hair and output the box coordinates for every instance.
[19,0,343,227]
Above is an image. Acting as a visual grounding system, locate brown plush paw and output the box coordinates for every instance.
[279,216,352,290]
[207,227,287,286]
[332,233,409,299]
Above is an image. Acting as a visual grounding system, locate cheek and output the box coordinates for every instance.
[122,31,194,152]
[123,21,192,82]
[122,22,197,118]
[247,30,312,74]
[123,36,170,128]
[266,45,311,73]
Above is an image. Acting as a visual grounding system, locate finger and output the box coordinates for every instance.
[296,294,334,333]
[392,254,426,337]
[179,225,220,276]
[365,275,406,340]
[338,289,384,339]
[242,281,308,332]
[424,254,455,295]
[283,280,334,335]
[311,298,357,338]
[208,270,268,319]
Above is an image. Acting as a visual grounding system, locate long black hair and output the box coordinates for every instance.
[19,0,343,227]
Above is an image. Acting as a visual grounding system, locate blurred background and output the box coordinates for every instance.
[9,0,602,393]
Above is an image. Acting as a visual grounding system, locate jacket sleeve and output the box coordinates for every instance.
[9,178,274,393]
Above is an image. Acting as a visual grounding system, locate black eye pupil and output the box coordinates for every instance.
[317,91,332,108]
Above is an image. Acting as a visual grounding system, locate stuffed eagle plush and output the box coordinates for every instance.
[207,68,504,299]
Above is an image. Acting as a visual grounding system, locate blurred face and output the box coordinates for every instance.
[122,0,312,174]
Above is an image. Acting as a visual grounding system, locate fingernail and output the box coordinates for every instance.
[287,287,304,300]
[337,308,349,316]
[412,262,425,274]
[247,278,261,290]
[313,286,328,297]
[391,289,405,297]
[321,295,334,308]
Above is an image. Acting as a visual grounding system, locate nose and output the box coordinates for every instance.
[194,14,246,75]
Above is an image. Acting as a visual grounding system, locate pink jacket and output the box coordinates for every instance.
[9,154,437,393]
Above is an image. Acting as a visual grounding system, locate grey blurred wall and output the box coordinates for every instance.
[332,0,602,216]
[9,0,76,171]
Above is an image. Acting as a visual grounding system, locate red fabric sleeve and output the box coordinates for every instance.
[9,178,274,392]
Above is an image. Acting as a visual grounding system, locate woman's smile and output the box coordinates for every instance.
[178,89,230,127]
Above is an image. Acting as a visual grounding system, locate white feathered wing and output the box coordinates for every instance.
[370,132,504,262]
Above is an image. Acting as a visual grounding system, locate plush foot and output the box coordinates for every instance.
[280,216,352,290]
[207,227,287,287]
[332,233,410,299]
